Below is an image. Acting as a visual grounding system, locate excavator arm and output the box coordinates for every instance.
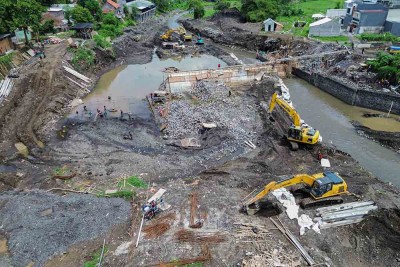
[268,92,301,126]
[244,174,316,207]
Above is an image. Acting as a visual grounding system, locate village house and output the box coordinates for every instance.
[342,0,389,33]
[102,0,123,18]
[0,34,13,55]
[309,18,342,37]
[42,7,69,32]
[125,0,156,22]
[263,18,283,32]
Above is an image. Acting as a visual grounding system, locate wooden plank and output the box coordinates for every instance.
[63,66,92,83]
[147,188,166,203]
[270,217,315,266]
[319,218,363,229]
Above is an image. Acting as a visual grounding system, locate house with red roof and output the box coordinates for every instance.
[102,0,122,17]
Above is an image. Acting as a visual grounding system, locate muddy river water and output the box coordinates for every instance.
[285,78,400,187]
[73,53,226,119]
[76,44,399,187]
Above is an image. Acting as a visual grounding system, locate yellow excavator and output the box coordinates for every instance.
[243,172,348,215]
[268,92,321,150]
[160,26,192,42]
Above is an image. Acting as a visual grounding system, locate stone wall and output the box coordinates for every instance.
[293,68,400,115]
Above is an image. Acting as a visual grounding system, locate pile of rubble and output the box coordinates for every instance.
[164,81,260,145]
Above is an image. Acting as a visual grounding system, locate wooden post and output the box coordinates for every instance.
[387,101,394,117]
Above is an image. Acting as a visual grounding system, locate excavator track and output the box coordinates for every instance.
[300,196,343,209]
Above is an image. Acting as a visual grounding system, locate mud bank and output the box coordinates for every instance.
[293,68,400,115]
[353,121,400,152]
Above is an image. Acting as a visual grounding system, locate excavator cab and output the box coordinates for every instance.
[308,172,347,199]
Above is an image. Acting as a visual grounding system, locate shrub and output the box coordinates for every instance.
[359,33,400,42]
[72,47,95,70]
[215,0,230,11]
[94,34,111,49]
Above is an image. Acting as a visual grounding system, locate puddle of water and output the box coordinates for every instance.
[71,53,227,119]
[285,77,400,187]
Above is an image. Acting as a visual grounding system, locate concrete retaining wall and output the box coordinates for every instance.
[167,63,290,94]
[293,68,400,115]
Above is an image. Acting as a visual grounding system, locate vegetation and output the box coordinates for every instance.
[77,0,103,21]
[94,35,111,49]
[359,33,400,42]
[0,0,46,43]
[71,5,95,23]
[274,0,344,36]
[190,0,206,19]
[314,36,349,42]
[368,52,400,85]
[71,47,95,70]
[215,0,231,11]
[98,190,135,200]
[118,176,147,188]
[0,53,15,69]
[83,247,109,267]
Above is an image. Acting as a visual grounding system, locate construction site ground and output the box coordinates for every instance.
[0,11,400,267]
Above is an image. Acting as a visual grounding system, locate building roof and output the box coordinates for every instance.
[0,33,11,40]
[310,17,332,27]
[387,9,400,22]
[50,4,75,10]
[71,23,93,30]
[355,2,388,11]
[127,0,155,10]
[106,0,120,9]
[312,13,325,18]
[263,18,283,26]
[326,9,346,18]
[48,7,63,12]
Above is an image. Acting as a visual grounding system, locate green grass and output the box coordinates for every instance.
[118,176,147,188]
[204,2,217,18]
[83,247,108,267]
[277,0,344,36]
[98,190,135,200]
[0,52,14,69]
[314,36,349,42]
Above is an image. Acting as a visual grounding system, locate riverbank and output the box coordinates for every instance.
[0,10,399,267]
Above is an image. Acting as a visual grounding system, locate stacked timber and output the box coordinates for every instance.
[0,78,14,101]
[315,201,377,229]
[63,66,92,91]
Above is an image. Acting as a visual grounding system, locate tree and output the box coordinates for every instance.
[189,0,205,19]
[153,0,169,12]
[215,0,230,11]
[0,0,14,33]
[71,5,94,23]
[13,0,46,44]
[241,0,281,22]
[81,0,102,21]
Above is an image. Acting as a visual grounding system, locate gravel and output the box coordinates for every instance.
[164,81,260,143]
[0,190,131,267]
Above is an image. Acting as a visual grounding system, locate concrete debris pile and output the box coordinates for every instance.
[314,201,377,229]
[164,81,260,145]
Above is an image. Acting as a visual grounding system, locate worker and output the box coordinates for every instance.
[317,151,323,161]
[218,63,220,68]
[76,111,78,116]
[361,48,365,54]
[228,90,232,97]
[129,131,133,140]
[120,110,123,118]
[108,96,111,100]
[83,105,87,112]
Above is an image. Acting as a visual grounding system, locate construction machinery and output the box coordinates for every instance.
[196,33,204,45]
[268,92,321,150]
[242,172,348,215]
[160,26,192,42]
